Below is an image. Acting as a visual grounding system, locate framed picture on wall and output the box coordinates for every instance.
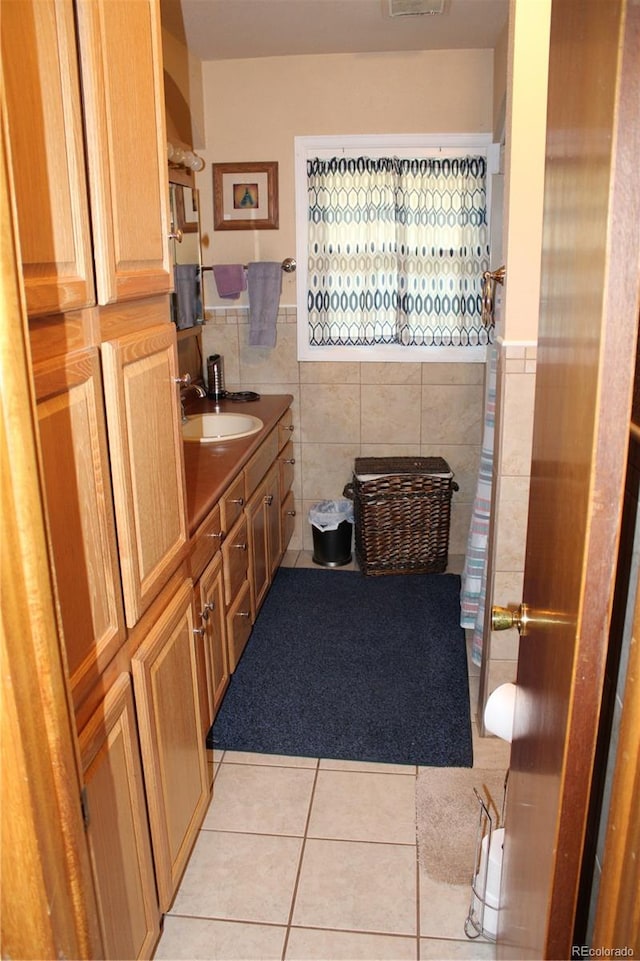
[212,161,279,230]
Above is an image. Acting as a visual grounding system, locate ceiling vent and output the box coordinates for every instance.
[387,0,446,16]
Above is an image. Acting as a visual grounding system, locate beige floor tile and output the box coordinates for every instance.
[285,926,418,959]
[202,763,315,835]
[292,838,416,935]
[318,757,416,775]
[168,830,302,925]
[153,915,286,960]
[418,872,473,941]
[419,935,496,959]
[308,769,416,844]
[222,750,318,768]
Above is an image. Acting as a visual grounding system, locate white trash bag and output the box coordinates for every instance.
[308,499,354,532]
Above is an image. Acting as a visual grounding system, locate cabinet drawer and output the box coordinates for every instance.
[220,472,245,531]
[190,503,223,582]
[221,515,248,606]
[226,580,252,672]
[277,408,294,451]
[244,428,278,500]
[279,440,295,495]
[281,488,296,553]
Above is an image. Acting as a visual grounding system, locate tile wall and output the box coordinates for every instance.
[481,343,537,713]
[202,307,486,558]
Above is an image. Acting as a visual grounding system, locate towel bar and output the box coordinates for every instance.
[202,258,296,274]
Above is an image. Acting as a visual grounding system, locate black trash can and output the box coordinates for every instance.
[309,500,354,568]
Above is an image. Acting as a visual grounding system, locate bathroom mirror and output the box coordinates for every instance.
[169,183,203,329]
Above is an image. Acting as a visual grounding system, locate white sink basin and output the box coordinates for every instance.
[182,412,263,443]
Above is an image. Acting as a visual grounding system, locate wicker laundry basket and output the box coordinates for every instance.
[344,457,458,576]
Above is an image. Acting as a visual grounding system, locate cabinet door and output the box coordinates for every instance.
[2,0,95,315]
[80,673,160,961]
[247,463,281,618]
[101,322,188,628]
[132,580,209,913]
[226,580,253,673]
[75,0,171,304]
[33,347,125,709]
[196,553,229,726]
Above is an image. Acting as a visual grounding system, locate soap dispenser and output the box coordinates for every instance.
[207,354,225,400]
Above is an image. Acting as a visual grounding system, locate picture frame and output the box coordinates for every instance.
[212,161,279,230]
[172,184,199,234]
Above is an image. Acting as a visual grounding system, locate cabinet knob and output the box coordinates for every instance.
[207,530,224,542]
[229,497,244,506]
[204,600,216,613]
[169,228,183,243]
[264,494,274,506]
[236,610,251,619]
[193,626,206,638]
[286,509,296,516]
[234,542,247,551]
[284,424,294,432]
[283,457,295,465]
[174,373,192,387]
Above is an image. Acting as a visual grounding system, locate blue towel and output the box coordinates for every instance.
[247,262,282,347]
[173,264,201,329]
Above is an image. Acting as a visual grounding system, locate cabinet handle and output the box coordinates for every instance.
[236,611,251,619]
[286,509,296,516]
[229,497,244,506]
[169,228,183,243]
[233,542,247,551]
[282,457,295,465]
[264,494,274,506]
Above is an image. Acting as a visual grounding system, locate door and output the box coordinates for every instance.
[131,580,209,913]
[80,674,160,960]
[498,3,640,959]
[101,322,189,628]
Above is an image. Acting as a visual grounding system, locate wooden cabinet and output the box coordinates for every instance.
[80,673,159,960]
[194,553,229,727]
[74,0,172,304]
[32,346,125,709]
[2,0,171,313]
[2,0,95,316]
[132,580,208,913]
[101,322,188,628]
[221,514,252,672]
[246,461,281,618]
[279,439,297,555]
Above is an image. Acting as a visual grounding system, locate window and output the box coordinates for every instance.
[295,135,499,362]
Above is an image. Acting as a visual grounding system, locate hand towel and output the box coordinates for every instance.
[247,262,282,348]
[212,263,247,300]
[173,264,201,329]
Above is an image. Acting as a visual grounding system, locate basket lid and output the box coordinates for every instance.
[354,456,453,479]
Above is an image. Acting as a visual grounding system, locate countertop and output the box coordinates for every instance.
[182,393,294,535]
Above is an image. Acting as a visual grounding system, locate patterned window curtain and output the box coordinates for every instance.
[307,156,492,348]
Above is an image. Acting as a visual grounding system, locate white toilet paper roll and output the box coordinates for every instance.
[484,682,517,742]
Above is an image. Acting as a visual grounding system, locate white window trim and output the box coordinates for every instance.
[295,133,500,363]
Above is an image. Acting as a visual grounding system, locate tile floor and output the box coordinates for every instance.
[153,553,510,961]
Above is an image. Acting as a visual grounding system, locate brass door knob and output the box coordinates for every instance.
[491,603,530,636]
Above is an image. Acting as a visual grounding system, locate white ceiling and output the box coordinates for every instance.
[160,0,509,62]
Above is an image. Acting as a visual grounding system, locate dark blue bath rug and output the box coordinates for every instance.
[209,567,473,767]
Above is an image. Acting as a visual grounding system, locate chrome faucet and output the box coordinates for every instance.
[179,378,207,422]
